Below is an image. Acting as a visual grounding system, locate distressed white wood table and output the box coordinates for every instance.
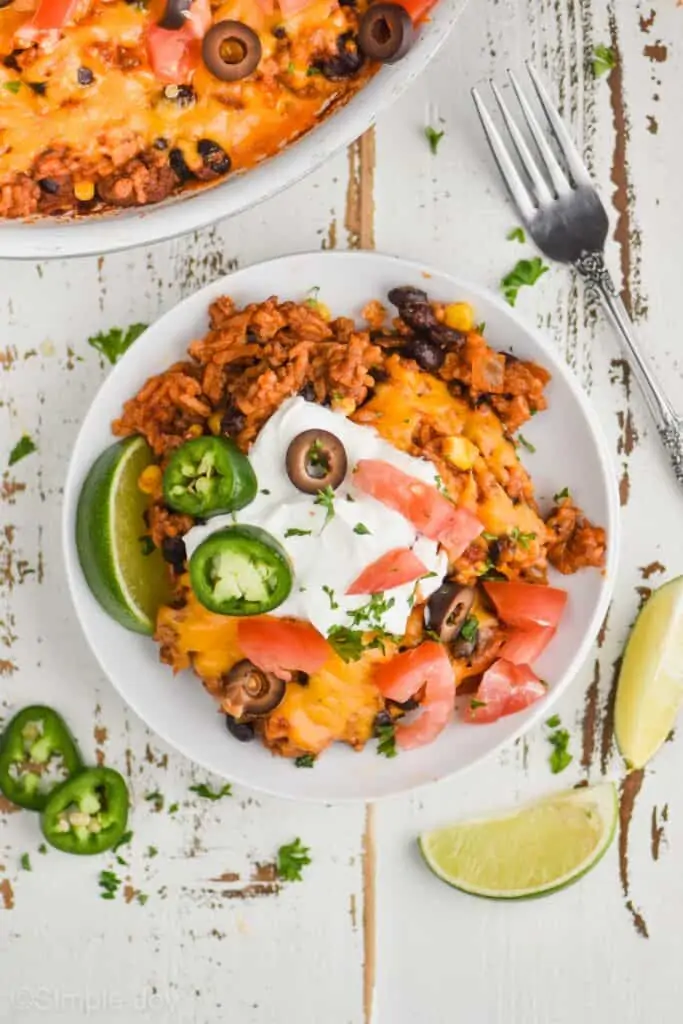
[1,2,682,1021]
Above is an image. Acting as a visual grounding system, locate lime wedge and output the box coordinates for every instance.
[615,576,683,770]
[418,782,617,899]
[76,437,172,635]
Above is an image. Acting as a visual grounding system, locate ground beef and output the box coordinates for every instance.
[96,153,177,207]
[545,499,607,574]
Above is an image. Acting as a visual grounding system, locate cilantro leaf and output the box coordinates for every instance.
[501,258,549,306]
[277,837,311,882]
[375,721,398,758]
[425,125,445,154]
[87,322,147,365]
[8,434,37,467]
[20,852,31,871]
[3,81,21,94]
[509,526,537,550]
[517,434,536,454]
[322,585,339,610]
[327,626,365,663]
[554,487,570,503]
[507,226,526,243]
[314,485,336,529]
[593,44,616,78]
[547,727,573,774]
[188,782,232,801]
[112,829,133,853]
[144,790,164,812]
[346,592,395,631]
[459,615,479,643]
[353,523,371,535]
[545,715,561,728]
[285,528,312,538]
[470,699,487,710]
[138,535,155,556]
[294,754,316,768]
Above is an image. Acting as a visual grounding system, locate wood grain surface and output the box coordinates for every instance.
[1,2,681,1022]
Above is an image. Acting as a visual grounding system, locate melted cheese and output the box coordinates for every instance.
[0,0,374,181]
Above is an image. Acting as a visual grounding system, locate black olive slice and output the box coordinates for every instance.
[426,583,475,643]
[202,21,262,82]
[285,429,348,495]
[225,714,256,742]
[221,660,286,719]
[158,0,191,30]
[358,3,415,64]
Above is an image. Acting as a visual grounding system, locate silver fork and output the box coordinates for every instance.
[472,64,683,488]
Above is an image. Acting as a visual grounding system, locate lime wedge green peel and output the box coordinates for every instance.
[76,437,172,635]
[418,782,617,900]
[615,576,683,770]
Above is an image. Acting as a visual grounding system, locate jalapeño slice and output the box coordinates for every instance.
[163,436,257,518]
[41,766,129,855]
[189,525,293,616]
[0,705,82,811]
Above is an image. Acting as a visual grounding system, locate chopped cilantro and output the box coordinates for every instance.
[277,837,311,882]
[509,526,537,550]
[314,485,336,528]
[424,125,445,154]
[286,61,296,74]
[38,843,47,855]
[137,892,149,906]
[353,523,371,535]
[470,699,487,710]
[306,66,322,76]
[144,790,164,812]
[285,528,312,538]
[459,615,479,643]
[8,434,37,467]
[507,226,526,244]
[375,721,398,758]
[501,258,549,306]
[434,474,450,497]
[167,802,179,814]
[20,852,31,871]
[593,44,616,78]
[295,754,316,768]
[346,592,395,630]
[476,321,486,334]
[115,855,128,867]
[138,535,155,556]
[547,727,573,774]
[545,715,561,728]
[517,434,536,454]
[189,782,232,801]
[327,626,365,663]
[260,488,271,495]
[554,487,570,503]
[113,830,133,853]
[322,585,339,610]
[98,869,121,900]
[3,81,21,94]
[147,846,158,858]
[482,531,499,541]
[87,322,147,365]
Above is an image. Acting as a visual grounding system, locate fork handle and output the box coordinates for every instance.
[575,252,683,487]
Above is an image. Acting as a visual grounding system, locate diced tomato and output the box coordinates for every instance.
[346,548,427,596]
[468,659,546,724]
[146,0,210,83]
[353,460,483,558]
[374,642,455,750]
[31,0,80,29]
[237,618,331,680]
[483,581,568,630]
[395,0,435,22]
[499,624,555,666]
[278,0,312,14]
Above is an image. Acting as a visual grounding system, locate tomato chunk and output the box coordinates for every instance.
[374,642,455,750]
[467,659,546,724]
[395,0,435,22]
[346,548,427,596]
[353,460,483,558]
[237,618,331,680]
[146,0,210,83]
[499,625,555,666]
[278,0,312,13]
[483,581,568,630]
[32,0,81,29]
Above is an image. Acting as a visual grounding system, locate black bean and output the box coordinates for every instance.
[153,137,168,150]
[225,715,255,742]
[488,540,501,566]
[197,139,231,176]
[388,697,420,712]
[77,66,94,86]
[428,323,465,349]
[38,178,60,195]
[373,710,393,735]
[300,383,316,402]
[314,31,365,80]
[403,338,444,372]
[164,84,195,107]
[387,285,429,307]
[369,366,389,384]
[27,81,46,95]
[272,24,287,38]
[220,400,246,437]
[169,148,194,182]
[399,301,439,334]
[292,671,309,687]
[338,0,357,6]
[2,52,21,71]
[161,535,187,573]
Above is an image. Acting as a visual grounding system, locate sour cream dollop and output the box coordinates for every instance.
[184,397,448,638]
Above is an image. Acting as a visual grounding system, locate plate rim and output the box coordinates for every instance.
[61,249,621,802]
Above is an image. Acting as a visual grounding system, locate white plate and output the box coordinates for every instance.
[1,0,469,260]
[62,251,620,802]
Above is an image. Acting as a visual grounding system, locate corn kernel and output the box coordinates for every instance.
[332,396,356,416]
[443,436,479,471]
[74,180,95,202]
[208,412,223,436]
[307,299,332,321]
[138,464,163,496]
[444,302,475,333]
[186,423,203,439]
